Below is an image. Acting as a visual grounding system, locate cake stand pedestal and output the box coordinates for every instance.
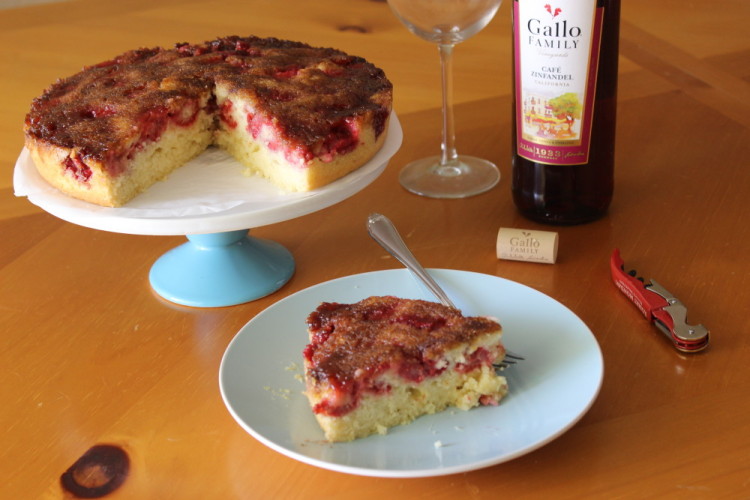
[14,114,402,308]
[149,230,295,307]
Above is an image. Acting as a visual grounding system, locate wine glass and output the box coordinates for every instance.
[387,0,503,198]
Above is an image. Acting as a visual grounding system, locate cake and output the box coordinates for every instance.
[302,296,508,442]
[23,35,392,207]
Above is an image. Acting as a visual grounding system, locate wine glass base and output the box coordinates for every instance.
[399,155,500,199]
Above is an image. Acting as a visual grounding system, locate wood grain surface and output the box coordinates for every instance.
[1,0,749,498]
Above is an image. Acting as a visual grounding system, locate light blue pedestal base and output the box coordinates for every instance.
[149,230,295,307]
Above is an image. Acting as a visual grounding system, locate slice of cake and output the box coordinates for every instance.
[23,36,392,207]
[302,296,508,442]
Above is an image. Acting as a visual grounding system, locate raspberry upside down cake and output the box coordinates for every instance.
[23,35,392,207]
[303,296,508,442]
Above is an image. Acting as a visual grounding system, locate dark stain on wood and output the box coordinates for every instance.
[60,444,129,498]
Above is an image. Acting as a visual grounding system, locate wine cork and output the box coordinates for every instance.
[496,228,558,264]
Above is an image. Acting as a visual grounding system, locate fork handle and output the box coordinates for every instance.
[367,213,456,309]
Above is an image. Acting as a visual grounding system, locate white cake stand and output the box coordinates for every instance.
[14,113,402,307]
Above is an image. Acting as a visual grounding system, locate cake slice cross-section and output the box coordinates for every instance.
[302,296,508,442]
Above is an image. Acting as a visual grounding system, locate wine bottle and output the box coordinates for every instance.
[511,0,620,225]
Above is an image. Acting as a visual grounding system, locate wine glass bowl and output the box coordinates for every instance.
[387,0,503,198]
[388,0,501,43]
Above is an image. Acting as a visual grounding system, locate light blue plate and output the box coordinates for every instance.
[219,269,603,477]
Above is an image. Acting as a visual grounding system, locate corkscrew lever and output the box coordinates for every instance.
[610,249,709,353]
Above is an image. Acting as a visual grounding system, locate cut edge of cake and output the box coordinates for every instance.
[213,86,389,193]
[308,357,507,443]
[25,103,215,208]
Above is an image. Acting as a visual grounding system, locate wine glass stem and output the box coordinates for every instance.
[438,43,458,168]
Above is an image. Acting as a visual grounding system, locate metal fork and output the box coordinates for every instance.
[366,213,524,368]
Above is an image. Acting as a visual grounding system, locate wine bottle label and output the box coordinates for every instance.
[514,0,604,165]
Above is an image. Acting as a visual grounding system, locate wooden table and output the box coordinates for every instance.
[2,0,749,497]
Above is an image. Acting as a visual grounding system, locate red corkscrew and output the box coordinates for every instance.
[610,249,709,353]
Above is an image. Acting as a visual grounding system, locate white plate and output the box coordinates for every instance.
[219,269,603,478]
[13,112,402,236]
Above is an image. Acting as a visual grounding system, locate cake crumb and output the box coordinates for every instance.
[376,424,388,435]
[263,386,292,400]
[284,360,305,384]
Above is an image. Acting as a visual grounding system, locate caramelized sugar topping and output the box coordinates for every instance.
[304,296,502,388]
